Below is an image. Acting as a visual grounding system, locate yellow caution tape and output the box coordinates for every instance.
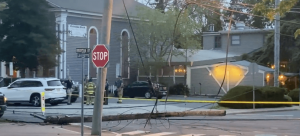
[66,93,300,104]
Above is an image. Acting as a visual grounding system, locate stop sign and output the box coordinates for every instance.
[92,44,109,68]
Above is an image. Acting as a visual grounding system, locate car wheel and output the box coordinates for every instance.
[0,113,3,118]
[71,98,77,103]
[145,91,152,99]
[31,94,41,107]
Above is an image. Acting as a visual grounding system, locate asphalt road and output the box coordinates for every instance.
[2,96,300,136]
[82,111,300,136]
[1,96,215,123]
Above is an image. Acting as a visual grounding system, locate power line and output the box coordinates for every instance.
[195,2,296,38]
[187,0,300,26]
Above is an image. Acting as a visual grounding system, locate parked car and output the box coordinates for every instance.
[0,78,66,107]
[115,81,167,99]
[0,92,7,118]
[60,79,79,103]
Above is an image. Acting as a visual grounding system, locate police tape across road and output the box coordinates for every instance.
[66,93,300,104]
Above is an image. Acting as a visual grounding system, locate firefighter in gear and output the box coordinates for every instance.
[115,76,123,103]
[83,75,88,104]
[85,78,96,105]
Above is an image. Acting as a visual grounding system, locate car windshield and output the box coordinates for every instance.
[47,80,63,86]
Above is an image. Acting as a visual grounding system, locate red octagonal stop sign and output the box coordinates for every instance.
[92,44,109,68]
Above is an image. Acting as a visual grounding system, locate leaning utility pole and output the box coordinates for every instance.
[91,0,113,135]
[274,0,280,87]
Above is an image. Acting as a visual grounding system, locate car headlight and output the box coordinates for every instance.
[4,97,7,103]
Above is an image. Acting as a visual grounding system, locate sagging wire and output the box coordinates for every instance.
[122,0,160,129]
[209,11,233,110]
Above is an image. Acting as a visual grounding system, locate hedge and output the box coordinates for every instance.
[168,83,189,96]
[218,86,290,109]
[284,95,293,107]
[287,89,299,102]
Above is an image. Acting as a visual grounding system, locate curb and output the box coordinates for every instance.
[69,123,119,135]
[226,108,299,115]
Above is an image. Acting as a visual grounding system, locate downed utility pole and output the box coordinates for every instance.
[91,0,113,135]
[44,110,226,124]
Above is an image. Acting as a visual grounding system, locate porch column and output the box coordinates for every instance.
[186,66,191,88]
[1,62,6,78]
[137,68,139,81]
[173,66,175,84]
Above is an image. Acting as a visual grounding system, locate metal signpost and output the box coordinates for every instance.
[249,62,259,110]
[76,48,90,136]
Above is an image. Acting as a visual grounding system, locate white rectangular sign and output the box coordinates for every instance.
[68,24,87,37]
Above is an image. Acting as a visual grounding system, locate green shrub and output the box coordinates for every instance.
[218,86,287,109]
[283,88,290,95]
[288,89,299,102]
[168,83,189,96]
[283,95,293,107]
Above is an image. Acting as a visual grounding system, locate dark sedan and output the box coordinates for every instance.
[115,81,167,99]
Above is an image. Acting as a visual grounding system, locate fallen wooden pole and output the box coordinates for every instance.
[44,110,226,124]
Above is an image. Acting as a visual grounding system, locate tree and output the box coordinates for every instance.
[249,0,300,72]
[0,0,60,77]
[253,0,300,37]
[0,2,6,11]
[130,5,203,76]
[221,0,271,29]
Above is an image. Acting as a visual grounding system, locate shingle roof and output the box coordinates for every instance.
[203,29,273,36]
[47,0,146,17]
[168,49,240,62]
[231,60,274,72]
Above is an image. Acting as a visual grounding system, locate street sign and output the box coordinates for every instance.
[76,48,91,54]
[249,62,259,74]
[41,92,45,115]
[77,54,89,58]
[248,62,259,110]
[92,44,109,68]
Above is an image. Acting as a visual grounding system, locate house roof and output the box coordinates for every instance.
[47,0,146,17]
[230,60,274,72]
[203,29,273,36]
[168,49,240,62]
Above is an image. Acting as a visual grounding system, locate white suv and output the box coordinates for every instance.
[0,78,66,106]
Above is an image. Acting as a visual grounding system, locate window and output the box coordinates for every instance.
[214,36,221,48]
[21,81,43,87]
[9,81,22,88]
[140,82,149,86]
[121,31,129,78]
[47,80,62,86]
[231,35,240,45]
[131,82,139,86]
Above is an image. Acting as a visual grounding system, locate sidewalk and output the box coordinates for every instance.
[226,106,299,115]
[0,122,116,136]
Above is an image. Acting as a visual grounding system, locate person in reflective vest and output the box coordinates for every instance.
[84,78,96,105]
[83,75,88,104]
[115,75,123,103]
